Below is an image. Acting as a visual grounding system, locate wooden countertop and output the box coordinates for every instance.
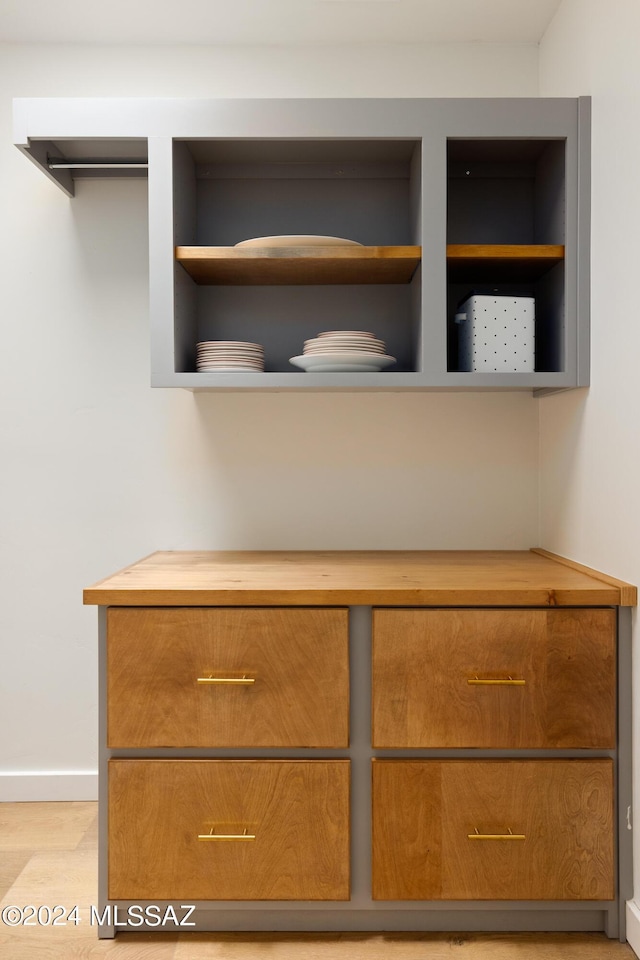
[83,549,636,607]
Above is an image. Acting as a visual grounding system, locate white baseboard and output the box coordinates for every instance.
[0,772,98,802]
[626,901,640,957]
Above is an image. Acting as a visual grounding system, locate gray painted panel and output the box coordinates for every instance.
[195,177,412,247]
[174,267,198,374]
[534,262,565,372]
[419,122,447,377]
[148,137,178,381]
[409,142,422,245]
[111,746,614,761]
[577,96,592,387]
[195,160,411,180]
[410,264,422,372]
[63,169,147,181]
[432,98,578,139]
[348,608,373,905]
[98,608,114,939]
[157,371,576,391]
[173,142,197,245]
[13,97,579,140]
[534,141,566,244]
[448,176,535,245]
[172,143,199,373]
[189,140,419,165]
[19,140,74,196]
[99,905,613,934]
[617,607,633,941]
[561,109,579,385]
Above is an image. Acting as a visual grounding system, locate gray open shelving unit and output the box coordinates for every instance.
[13,96,590,393]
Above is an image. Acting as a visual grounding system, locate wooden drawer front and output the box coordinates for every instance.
[109,760,350,900]
[107,607,349,748]
[372,608,615,748]
[372,760,614,901]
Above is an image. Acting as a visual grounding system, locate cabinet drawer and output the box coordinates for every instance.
[107,607,349,747]
[109,760,350,900]
[372,608,615,748]
[372,759,613,901]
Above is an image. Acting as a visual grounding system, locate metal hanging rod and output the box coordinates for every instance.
[47,157,148,170]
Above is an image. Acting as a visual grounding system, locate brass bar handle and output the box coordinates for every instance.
[467,676,525,686]
[198,827,256,841]
[197,675,256,685]
[468,827,526,841]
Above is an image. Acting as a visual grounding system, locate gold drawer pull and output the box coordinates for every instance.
[468,827,526,841]
[197,675,256,685]
[467,676,525,686]
[198,827,256,841]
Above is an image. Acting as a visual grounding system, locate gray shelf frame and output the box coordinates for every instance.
[13,96,590,392]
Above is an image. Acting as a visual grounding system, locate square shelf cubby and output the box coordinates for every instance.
[170,137,423,379]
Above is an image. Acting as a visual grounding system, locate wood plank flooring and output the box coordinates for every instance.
[0,802,636,959]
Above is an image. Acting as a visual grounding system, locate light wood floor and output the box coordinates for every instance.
[0,801,636,959]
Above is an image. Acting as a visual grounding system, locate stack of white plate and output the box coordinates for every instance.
[196,341,264,372]
[290,330,396,373]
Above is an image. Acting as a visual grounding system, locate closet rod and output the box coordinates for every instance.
[47,159,148,170]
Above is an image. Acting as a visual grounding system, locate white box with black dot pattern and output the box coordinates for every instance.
[455,295,534,372]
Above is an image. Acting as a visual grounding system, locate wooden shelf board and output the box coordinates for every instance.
[447,244,565,260]
[447,244,565,283]
[83,549,633,608]
[175,245,421,285]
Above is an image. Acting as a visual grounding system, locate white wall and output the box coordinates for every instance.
[0,42,540,799]
[538,0,640,939]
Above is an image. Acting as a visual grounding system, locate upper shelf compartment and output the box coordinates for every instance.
[169,135,424,380]
[175,245,422,285]
[174,137,422,247]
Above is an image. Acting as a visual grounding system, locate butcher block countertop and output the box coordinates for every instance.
[83,548,636,607]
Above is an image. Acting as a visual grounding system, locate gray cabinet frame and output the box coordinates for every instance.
[13,96,590,393]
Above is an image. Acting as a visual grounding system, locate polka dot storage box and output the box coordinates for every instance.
[455,294,534,372]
